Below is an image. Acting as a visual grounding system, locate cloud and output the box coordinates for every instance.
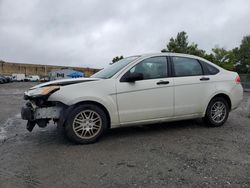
[0,0,250,68]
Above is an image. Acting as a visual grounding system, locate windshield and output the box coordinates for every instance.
[91,56,140,79]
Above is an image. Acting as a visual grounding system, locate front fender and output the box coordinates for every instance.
[68,95,119,127]
[48,79,120,127]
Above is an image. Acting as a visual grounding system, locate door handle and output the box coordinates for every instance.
[156,80,169,85]
[200,77,210,81]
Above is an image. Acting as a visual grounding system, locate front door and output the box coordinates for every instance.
[116,56,174,124]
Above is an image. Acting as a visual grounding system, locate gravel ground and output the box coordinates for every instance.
[0,82,250,188]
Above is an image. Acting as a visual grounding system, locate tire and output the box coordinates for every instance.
[65,104,108,144]
[203,97,229,127]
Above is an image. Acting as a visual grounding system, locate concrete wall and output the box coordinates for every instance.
[0,61,100,77]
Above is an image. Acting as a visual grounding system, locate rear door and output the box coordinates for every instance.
[171,56,216,116]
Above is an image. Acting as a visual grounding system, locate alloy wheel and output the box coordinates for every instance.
[73,110,102,139]
[211,101,226,123]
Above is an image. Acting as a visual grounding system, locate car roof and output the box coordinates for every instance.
[138,52,204,60]
[133,52,223,71]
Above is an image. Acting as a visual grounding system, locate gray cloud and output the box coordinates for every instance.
[0,0,250,68]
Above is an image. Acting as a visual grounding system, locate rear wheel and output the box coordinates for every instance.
[203,97,229,127]
[65,104,108,144]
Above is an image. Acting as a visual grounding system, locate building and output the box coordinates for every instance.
[49,69,84,80]
[0,61,100,77]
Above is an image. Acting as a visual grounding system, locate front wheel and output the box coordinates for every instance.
[203,97,229,127]
[65,104,108,144]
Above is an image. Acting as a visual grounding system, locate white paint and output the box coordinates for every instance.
[27,53,244,128]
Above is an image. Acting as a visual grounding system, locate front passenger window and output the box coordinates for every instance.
[125,57,168,80]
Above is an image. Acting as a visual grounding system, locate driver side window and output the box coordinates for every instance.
[125,56,168,80]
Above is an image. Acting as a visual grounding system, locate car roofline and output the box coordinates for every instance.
[136,52,225,71]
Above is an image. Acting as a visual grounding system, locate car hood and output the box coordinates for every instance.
[31,77,101,89]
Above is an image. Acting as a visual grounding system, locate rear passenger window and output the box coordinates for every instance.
[172,57,203,76]
[205,63,219,75]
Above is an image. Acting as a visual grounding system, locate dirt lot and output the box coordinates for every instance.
[0,82,250,187]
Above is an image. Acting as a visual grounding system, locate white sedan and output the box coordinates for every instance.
[21,53,243,144]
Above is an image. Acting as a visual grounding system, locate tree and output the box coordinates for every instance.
[112,56,124,64]
[161,31,188,53]
[161,31,248,72]
[210,47,234,71]
[203,53,215,63]
[235,36,250,73]
[187,43,206,57]
[161,31,205,57]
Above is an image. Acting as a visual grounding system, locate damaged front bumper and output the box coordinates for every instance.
[21,102,64,132]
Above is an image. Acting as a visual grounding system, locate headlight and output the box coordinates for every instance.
[25,86,60,97]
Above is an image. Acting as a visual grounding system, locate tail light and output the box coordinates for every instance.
[235,75,241,84]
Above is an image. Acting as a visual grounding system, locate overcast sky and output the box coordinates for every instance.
[0,0,250,68]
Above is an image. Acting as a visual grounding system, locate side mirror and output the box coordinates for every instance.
[122,73,144,82]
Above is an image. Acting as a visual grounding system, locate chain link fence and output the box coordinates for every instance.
[240,74,250,91]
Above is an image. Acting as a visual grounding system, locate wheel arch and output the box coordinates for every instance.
[74,100,111,129]
[205,93,232,114]
[60,100,112,129]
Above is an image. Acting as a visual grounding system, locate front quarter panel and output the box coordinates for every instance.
[48,79,120,127]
